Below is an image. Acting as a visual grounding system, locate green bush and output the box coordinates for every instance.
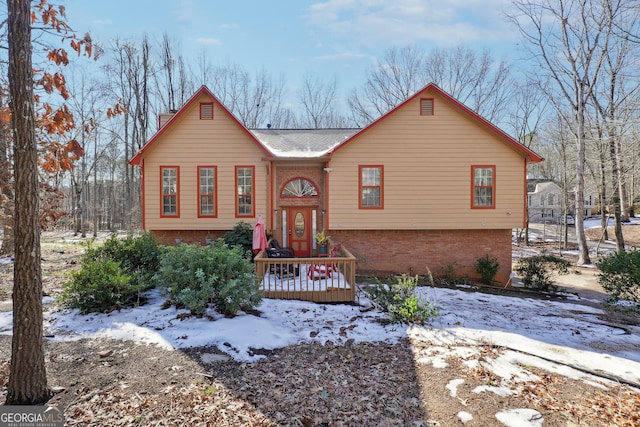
[59,233,162,313]
[597,249,640,310]
[475,255,500,285]
[59,258,135,313]
[432,263,470,286]
[155,240,261,316]
[366,274,440,325]
[222,222,254,258]
[514,253,570,293]
[84,232,162,289]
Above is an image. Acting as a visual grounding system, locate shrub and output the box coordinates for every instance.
[366,274,440,325]
[597,249,640,310]
[59,258,134,313]
[222,222,254,258]
[59,234,162,313]
[514,253,570,293]
[155,240,261,316]
[84,232,162,290]
[432,263,470,286]
[475,255,500,285]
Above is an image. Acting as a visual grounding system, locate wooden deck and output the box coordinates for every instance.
[254,245,357,302]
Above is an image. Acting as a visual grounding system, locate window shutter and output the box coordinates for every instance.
[420,99,433,115]
[200,103,213,119]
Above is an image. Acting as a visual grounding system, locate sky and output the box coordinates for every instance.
[60,0,524,103]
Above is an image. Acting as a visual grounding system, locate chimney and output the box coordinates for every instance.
[158,109,178,129]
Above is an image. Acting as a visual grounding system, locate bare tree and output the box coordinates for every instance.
[509,80,550,147]
[297,73,350,128]
[6,0,49,404]
[156,33,194,113]
[348,45,427,126]
[509,79,550,245]
[66,65,120,237]
[425,46,513,126]
[107,36,152,229]
[0,84,14,255]
[160,33,177,112]
[348,45,514,129]
[509,0,613,265]
[585,116,611,241]
[206,63,289,128]
[589,0,640,251]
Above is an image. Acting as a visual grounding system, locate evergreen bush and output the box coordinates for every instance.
[59,233,162,313]
[514,253,570,293]
[59,258,134,313]
[84,232,162,289]
[222,222,254,258]
[597,249,640,310]
[155,240,261,316]
[366,274,439,324]
[475,255,500,285]
[432,263,470,286]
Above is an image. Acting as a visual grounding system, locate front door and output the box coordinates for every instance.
[288,207,311,257]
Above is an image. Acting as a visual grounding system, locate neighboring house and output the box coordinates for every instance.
[130,84,542,283]
[527,180,596,223]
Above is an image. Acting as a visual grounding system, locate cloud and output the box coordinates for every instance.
[305,0,516,48]
[171,0,193,23]
[315,52,368,61]
[196,37,222,46]
[219,23,240,30]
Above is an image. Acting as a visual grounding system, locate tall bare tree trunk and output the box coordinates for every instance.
[575,94,592,265]
[598,138,609,240]
[509,0,609,265]
[6,0,50,404]
[0,125,14,256]
[93,133,98,237]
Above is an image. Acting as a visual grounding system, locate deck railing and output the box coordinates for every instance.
[254,244,356,302]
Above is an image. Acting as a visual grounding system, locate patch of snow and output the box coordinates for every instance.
[473,384,512,397]
[495,408,543,427]
[446,378,464,397]
[457,411,473,424]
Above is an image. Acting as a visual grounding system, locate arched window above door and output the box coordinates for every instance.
[281,178,318,197]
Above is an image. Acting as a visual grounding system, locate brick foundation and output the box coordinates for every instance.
[150,228,513,284]
[329,229,513,283]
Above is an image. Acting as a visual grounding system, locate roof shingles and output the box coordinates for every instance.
[249,128,359,158]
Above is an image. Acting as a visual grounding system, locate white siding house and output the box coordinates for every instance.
[528,180,596,223]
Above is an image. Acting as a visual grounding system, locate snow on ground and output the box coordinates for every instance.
[3,286,635,426]
[0,283,636,391]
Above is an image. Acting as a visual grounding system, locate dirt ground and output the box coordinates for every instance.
[0,229,638,426]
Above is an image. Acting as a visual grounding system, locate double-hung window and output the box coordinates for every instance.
[198,166,216,217]
[235,166,254,217]
[161,166,179,217]
[359,165,383,209]
[471,165,495,209]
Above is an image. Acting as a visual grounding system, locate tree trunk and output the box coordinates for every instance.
[598,141,609,240]
[6,0,50,404]
[0,111,14,256]
[93,134,98,238]
[575,98,592,265]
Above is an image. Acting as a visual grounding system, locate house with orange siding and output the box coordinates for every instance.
[130,83,542,284]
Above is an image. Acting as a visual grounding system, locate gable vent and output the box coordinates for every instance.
[420,98,434,116]
[200,102,214,120]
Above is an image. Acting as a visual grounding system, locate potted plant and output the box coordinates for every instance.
[316,231,330,254]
